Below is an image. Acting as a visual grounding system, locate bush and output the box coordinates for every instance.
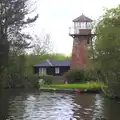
[84,68,97,82]
[41,75,53,85]
[64,68,85,83]
[25,74,39,89]
[24,75,53,88]
[64,68,97,83]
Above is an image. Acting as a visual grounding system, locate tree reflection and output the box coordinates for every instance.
[103,98,120,120]
[0,89,28,120]
[73,94,95,120]
[0,90,11,120]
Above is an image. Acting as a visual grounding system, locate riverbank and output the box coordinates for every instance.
[41,82,103,89]
[40,82,103,94]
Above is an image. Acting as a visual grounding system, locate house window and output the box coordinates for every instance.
[39,68,46,76]
[55,67,60,74]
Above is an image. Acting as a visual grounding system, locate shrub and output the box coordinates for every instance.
[64,68,97,83]
[42,75,53,85]
[25,74,39,89]
[64,68,85,83]
[84,68,97,82]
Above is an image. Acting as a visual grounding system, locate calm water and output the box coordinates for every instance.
[0,90,120,120]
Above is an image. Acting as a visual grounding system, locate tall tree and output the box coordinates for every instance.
[0,0,38,93]
[93,5,120,97]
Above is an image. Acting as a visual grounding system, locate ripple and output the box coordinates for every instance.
[3,92,120,120]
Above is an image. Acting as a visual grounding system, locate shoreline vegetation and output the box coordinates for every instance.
[40,82,105,90]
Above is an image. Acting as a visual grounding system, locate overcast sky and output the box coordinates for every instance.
[27,0,120,55]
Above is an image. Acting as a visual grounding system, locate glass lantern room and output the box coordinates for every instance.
[72,14,93,34]
[74,21,92,29]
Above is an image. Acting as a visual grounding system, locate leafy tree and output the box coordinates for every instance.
[0,0,38,93]
[3,55,26,88]
[93,5,120,97]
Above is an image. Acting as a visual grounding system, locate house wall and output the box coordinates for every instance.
[47,66,70,76]
[34,67,39,73]
[34,66,70,76]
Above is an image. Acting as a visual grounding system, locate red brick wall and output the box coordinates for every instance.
[71,37,87,68]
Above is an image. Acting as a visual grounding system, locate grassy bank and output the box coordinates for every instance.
[41,82,104,89]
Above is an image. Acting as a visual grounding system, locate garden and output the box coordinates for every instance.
[40,68,105,91]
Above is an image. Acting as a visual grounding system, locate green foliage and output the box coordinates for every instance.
[41,82,103,89]
[94,5,120,71]
[64,68,98,83]
[92,5,120,97]
[25,54,41,74]
[3,55,26,88]
[42,75,53,85]
[2,54,40,89]
[84,68,97,82]
[0,0,38,94]
[25,74,39,89]
[64,69,85,83]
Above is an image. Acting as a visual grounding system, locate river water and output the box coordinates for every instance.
[0,90,120,120]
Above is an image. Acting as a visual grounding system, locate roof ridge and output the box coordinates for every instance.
[46,60,53,66]
[34,59,70,67]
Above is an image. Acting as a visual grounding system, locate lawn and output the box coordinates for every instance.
[41,82,104,89]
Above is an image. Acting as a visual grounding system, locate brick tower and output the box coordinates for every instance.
[69,14,93,68]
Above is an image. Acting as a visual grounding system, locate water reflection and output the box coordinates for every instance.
[92,94,104,120]
[103,97,120,120]
[0,90,120,120]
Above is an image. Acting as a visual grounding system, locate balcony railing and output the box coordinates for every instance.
[69,26,92,36]
[69,27,78,35]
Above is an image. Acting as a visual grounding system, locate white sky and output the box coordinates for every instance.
[26,0,120,55]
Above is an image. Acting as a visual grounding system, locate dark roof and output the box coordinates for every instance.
[73,14,93,22]
[34,60,71,67]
